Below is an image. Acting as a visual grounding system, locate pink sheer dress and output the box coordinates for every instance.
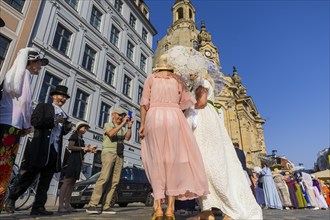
[140,73,209,201]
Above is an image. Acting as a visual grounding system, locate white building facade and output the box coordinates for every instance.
[14,0,156,195]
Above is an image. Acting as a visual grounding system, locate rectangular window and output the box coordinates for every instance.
[126,41,134,61]
[140,54,146,72]
[122,75,131,97]
[82,45,96,72]
[129,13,136,29]
[137,85,143,104]
[90,6,102,30]
[114,0,123,13]
[38,72,62,104]
[135,121,141,143]
[52,23,72,55]
[73,89,89,119]
[142,28,148,42]
[98,102,111,128]
[104,61,115,86]
[110,25,120,47]
[0,35,11,71]
[4,0,25,12]
[64,0,78,10]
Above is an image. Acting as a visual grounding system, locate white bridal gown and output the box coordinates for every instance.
[186,79,263,220]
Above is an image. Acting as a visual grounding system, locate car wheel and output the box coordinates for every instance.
[71,203,85,209]
[118,203,128,207]
[144,192,154,207]
[110,191,118,207]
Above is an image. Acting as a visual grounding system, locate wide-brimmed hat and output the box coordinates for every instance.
[76,121,90,130]
[112,107,126,115]
[50,85,70,98]
[0,18,5,27]
[28,50,49,66]
[153,54,174,72]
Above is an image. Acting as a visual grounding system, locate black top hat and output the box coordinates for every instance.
[28,51,49,66]
[0,18,5,27]
[50,85,70,98]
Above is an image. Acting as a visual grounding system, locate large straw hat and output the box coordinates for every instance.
[153,54,174,72]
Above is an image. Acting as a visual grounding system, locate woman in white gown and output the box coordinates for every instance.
[186,76,263,220]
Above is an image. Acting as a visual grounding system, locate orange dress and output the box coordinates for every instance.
[322,185,330,206]
[140,73,209,201]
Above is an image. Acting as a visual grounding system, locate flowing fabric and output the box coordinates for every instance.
[140,73,209,201]
[301,172,319,207]
[261,167,283,209]
[295,183,308,208]
[185,80,262,220]
[297,178,311,206]
[312,179,328,209]
[285,179,299,208]
[321,185,330,206]
[273,174,292,207]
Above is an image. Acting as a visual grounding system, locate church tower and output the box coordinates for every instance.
[153,0,267,168]
[153,0,200,63]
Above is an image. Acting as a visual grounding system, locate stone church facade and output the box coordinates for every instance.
[153,0,266,168]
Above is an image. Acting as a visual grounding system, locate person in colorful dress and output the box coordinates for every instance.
[260,161,283,210]
[293,174,308,208]
[58,121,96,213]
[283,171,299,209]
[311,175,328,209]
[320,180,330,206]
[0,48,48,211]
[301,172,319,209]
[253,167,266,208]
[273,169,292,209]
[139,55,209,220]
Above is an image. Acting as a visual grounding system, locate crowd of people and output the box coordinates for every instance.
[252,164,330,211]
[1,46,329,220]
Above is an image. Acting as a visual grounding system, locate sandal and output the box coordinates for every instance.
[152,207,163,220]
[165,208,176,220]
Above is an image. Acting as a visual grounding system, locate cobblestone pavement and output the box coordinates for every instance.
[1,204,329,220]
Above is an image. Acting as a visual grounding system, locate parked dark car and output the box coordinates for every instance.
[70,166,153,208]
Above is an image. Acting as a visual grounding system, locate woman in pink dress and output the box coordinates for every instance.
[139,55,209,220]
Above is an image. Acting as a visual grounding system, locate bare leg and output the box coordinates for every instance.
[64,178,76,210]
[58,179,71,212]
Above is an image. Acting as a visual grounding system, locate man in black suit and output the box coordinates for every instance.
[5,85,72,216]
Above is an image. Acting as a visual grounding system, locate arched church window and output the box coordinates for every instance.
[164,44,169,51]
[177,8,184,20]
[189,9,192,19]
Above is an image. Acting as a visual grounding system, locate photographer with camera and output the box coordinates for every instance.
[86,107,133,214]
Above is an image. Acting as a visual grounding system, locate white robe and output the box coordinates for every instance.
[185,80,262,220]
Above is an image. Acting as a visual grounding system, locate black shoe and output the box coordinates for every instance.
[30,207,54,216]
[4,199,15,213]
[86,206,100,214]
[102,207,116,214]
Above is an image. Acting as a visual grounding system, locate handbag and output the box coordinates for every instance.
[112,122,125,156]
[116,142,124,156]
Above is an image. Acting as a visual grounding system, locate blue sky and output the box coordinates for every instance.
[145,0,330,169]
